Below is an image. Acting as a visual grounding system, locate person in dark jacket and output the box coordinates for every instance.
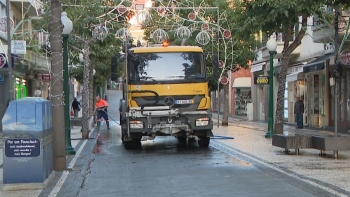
[71,98,81,118]
[294,96,304,129]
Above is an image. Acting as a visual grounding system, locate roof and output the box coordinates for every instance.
[131,46,203,53]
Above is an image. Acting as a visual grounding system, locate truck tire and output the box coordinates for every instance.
[198,136,210,147]
[177,136,187,147]
[123,136,142,150]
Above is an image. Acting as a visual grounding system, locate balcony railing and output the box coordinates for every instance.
[24,51,50,71]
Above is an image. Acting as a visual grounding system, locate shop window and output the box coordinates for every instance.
[284,83,288,120]
[313,75,320,115]
[234,88,251,115]
[347,71,350,121]
[341,75,345,121]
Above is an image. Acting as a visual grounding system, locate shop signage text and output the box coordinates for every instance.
[5,138,40,157]
[254,76,269,85]
[37,73,51,82]
[11,40,27,54]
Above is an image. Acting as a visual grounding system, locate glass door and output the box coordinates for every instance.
[284,83,288,121]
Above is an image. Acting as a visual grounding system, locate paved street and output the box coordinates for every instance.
[0,90,350,196]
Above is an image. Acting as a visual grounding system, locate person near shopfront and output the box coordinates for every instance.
[294,96,304,129]
[71,98,81,118]
[94,95,110,129]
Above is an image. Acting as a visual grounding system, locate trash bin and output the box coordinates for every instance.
[2,97,54,190]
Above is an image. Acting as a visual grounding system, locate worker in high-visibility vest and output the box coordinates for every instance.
[94,95,110,129]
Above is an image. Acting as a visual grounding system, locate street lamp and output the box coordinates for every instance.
[265,36,277,138]
[62,11,76,155]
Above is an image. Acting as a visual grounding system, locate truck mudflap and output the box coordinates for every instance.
[206,130,214,137]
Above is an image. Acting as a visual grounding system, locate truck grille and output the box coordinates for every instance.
[133,95,205,111]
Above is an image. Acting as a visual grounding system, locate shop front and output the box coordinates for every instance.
[29,72,51,99]
[15,77,28,100]
[330,66,350,131]
[285,65,305,124]
[232,77,252,116]
[302,53,333,128]
[250,61,266,121]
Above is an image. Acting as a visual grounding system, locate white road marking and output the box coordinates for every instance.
[210,141,348,197]
[48,130,93,197]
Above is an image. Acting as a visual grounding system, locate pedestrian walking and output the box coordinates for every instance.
[94,95,110,129]
[71,98,81,118]
[294,96,304,129]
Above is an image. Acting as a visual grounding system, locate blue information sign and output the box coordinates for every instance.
[5,138,41,157]
[0,75,3,84]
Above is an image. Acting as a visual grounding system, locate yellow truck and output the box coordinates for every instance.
[118,43,217,149]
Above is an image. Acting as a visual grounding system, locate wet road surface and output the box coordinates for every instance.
[73,90,331,197]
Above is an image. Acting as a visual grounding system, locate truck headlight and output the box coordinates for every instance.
[130,121,143,129]
[195,118,209,126]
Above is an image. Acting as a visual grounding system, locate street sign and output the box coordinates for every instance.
[11,40,26,54]
[220,76,228,85]
[218,60,224,68]
[0,53,6,68]
[0,74,4,84]
[254,76,269,85]
[340,49,350,66]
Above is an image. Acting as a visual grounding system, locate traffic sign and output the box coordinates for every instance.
[220,76,228,85]
[340,49,350,66]
[218,60,224,68]
[0,53,7,68]
[0,75,4,84]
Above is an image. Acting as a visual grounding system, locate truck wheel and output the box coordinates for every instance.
[198,136,210,147]
[121,130,125,143]
[177,136,187,147]
[133,138,142,147]
[123,141,134,150]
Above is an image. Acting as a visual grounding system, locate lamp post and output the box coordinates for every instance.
[265,36,277,138]
[62,12,76,155]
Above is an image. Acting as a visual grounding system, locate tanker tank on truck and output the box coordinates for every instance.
[118,42,219,149]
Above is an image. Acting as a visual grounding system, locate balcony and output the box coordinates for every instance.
[312,10,349,43]
[24,51,50,72]
[10,0,42,17]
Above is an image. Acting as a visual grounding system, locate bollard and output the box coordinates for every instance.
[1,97,55,191]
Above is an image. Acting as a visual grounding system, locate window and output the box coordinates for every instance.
[284,83,288,120]
[128,52,205,83]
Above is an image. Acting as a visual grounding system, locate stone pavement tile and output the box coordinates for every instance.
[212,125,350,195]
[0,125,84,197]
[0,168,42,197]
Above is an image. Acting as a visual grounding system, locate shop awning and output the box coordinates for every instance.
[303,53,334,73]
[232,77,251,88]
[251,62,266,73]
[286,72,303,82]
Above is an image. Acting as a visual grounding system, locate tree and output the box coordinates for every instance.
[49,0,66,170]
[232,0,350,134]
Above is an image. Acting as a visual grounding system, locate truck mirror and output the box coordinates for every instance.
[212,55,219,78]
[122,43,133,53]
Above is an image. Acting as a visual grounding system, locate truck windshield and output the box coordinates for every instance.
[128,52,205,82]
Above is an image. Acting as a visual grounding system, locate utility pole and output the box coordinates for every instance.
[333,6,341,138]
[6,0,12,101]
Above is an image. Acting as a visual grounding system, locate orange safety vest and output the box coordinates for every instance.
[95,99,109,110]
